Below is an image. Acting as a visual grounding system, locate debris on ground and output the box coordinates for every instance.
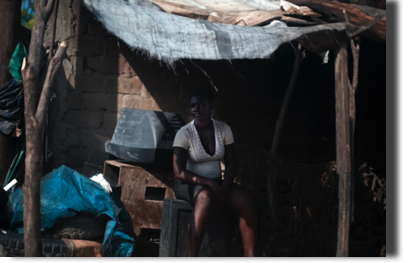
[7,165,135,257]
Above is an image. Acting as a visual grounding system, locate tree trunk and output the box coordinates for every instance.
[21,0,60,257]
[0,0,22,186]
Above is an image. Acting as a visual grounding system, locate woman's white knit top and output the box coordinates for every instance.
[173,119,234,179]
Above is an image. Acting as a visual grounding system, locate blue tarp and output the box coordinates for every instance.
[8,165,135,257]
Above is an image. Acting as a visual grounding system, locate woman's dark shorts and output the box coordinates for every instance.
[173,178,222,206]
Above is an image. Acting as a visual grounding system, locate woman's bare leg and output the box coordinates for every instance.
[226,184,257,257]
[188,189,213,256]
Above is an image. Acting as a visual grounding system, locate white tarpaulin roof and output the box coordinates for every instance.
[80,0,354,65]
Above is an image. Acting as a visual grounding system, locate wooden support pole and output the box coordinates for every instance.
[21,41,67,257]
[271,43,303,155]
[21,0,63,257]
[334,33,352,257]
[343,9,361,223]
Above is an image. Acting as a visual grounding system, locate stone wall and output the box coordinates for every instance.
[45,0,385,173]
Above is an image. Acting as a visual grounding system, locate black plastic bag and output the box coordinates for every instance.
[0,79,23,135]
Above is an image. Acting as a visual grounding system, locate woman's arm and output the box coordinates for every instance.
[173,147,225,202]
[222,143,236,197]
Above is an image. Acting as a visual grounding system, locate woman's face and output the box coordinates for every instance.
[189,96,213,121]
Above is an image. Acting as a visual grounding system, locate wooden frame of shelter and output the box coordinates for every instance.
[0,0,386,257]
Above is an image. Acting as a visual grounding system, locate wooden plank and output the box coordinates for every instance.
[334,33,352,257]
[104,161,176,236]
[287,0,385,41]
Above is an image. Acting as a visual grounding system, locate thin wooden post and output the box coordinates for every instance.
[21,0,64,257]
[271,43,303,155]
[334,33,352,257]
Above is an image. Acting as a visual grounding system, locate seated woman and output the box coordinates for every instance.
[172,88,257,257]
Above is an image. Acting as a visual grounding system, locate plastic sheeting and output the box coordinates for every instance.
[8,165,135,257]
[0,79,23,135]
[7,39,27,81]
[80,0,352,65]
[0,38,26,135]
[2,133,25,188]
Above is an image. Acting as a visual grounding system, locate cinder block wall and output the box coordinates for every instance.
[46,0,385,172]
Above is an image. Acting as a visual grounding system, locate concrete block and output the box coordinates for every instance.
[125,57,164,79]
[83,93,124,113]
[71,55,84,74]
[66,37,78,57]
[63,110,102,129]
[88,19,109,37]
[143,80,181,98]
[82,140,112,175]
[62,58,73,79]
[43,0,73,47]
[86,56,128,75]
[77,37,106,55]
[148,97,188,114]
[123,95,158,111]
[104,76,144,94]
[102,112,120,130]
[67,90,84,110]
[66,146,89,168]
[74,129,111,150]
[71,0,81,16]
[106,39,141,57]
[72,74,105,92]
[105,39,120,57]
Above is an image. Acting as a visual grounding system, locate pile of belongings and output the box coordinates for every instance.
[8,165,136,257]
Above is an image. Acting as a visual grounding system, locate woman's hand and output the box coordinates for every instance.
[208,180,226,205]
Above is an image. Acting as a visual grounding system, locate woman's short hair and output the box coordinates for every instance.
[188,88,217,104]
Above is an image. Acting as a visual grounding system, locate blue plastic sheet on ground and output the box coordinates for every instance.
[8,165,135,257]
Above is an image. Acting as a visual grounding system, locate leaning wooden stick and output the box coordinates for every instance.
[271,43,304,155]
[36,42,67,126]
[21,42,66,257]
